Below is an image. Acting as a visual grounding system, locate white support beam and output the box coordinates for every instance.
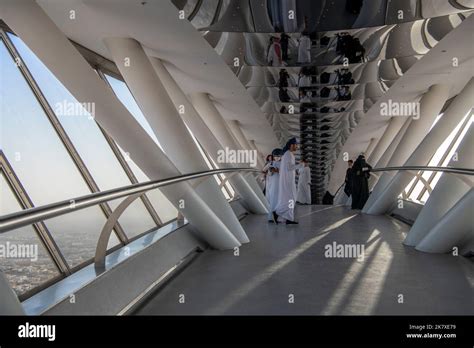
[0,0,240,250]
[190,92,270,209]
[368,118,412,190]
[405,122,473,248]
[364,84,450,213]
[366,116,406,165]
[149,58,268,214]
[415,189,474,253]
[364,79,474,215]
[104,37,249,244]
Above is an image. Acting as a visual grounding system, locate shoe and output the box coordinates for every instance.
[268,220,274,223]
[272,211,279,224]
[286,220,299,225]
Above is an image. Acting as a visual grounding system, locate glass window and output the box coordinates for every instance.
[8,34,158,240]
[185,123,235,200]
[103,73,179,222]
[404,110,472,203]
[0,173,61,297]
[428,111,472,189]
[104,74,162,149]
[120,153,178,223]
[0,38,120,268]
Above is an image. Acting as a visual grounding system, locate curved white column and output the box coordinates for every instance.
[364,84,450,214]
[190,92,270,210]
[415,189,474,253]
[148,58,268,215]
[367,116,406,165]
[227,120,263,168]
[368,117,412,190]
[248,139,266,170]
[104,37,249,243]
[364,137,377,159]
[404,117,474,245]
[1,0,240,250]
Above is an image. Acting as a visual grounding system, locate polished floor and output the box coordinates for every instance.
[136,205,474,315]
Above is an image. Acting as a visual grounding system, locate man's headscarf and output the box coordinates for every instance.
[282,137,298,153]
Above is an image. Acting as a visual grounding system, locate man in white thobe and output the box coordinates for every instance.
[274,138,303,224]
[267,37,283,67]
[297,161,311,205]
[263,149,282,223]
[298,34,311,64]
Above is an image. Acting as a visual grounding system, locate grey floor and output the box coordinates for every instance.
[136,205,474,315]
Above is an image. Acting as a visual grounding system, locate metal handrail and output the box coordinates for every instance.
[1,165,471,233]
[370,166,474,176]
[337,165,473,199]
[0,167,258,234]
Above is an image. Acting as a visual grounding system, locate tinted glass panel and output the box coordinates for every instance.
[0,174,60,296]
[0,38,119,268]
[9,35,157,240]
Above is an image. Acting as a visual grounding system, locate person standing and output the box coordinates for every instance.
[280,33,290,62]
[262,154,273,196]
[296,160,311,205]
[267,36,283,67]
[278,69,290,87]
[343,159,353,197]
[351,154,372,209]
[298,33,312,65]
[263,149,282,223]
[274,138,303,224]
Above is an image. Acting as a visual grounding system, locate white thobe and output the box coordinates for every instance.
[267,43,282,67]
[275,151,303,221]
[296,166,311,204]
[264,161,280,220]
[298,36,311,64]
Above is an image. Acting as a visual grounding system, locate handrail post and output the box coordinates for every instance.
[94,193,142,270]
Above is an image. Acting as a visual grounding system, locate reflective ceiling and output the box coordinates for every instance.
[173,0,474,203]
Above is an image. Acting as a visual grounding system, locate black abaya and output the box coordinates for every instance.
[351,156,372,209]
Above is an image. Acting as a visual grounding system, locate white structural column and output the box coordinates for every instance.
[368,118,412,190]
[372,118,412,169]
[367,117,406,165]
[415,188,473,253]
[0,0,241,250]
[227,120,264,168]
[104,38,249,243]
[364,137,377,159]
[365,80,473,215]
[248,140,266,190]
[148,58,268,214]
[364,84,450,213]
[248,140,266,169]
[405,123,473,248]
[226,121,266,189]
[190,92,270,208]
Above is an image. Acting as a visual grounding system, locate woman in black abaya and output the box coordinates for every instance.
[351,154,372,210]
